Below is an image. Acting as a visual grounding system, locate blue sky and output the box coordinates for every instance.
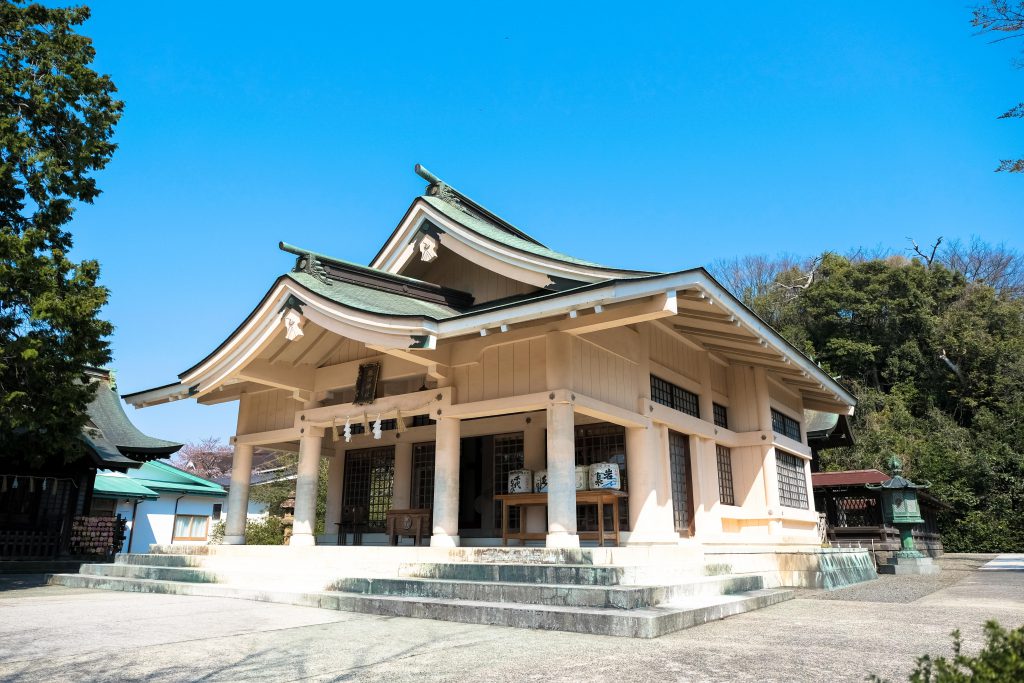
[69,2,1022,445]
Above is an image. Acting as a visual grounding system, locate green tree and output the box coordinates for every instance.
[972,1,1024,172]
[0,2,123,466]
[734,250,1024,552]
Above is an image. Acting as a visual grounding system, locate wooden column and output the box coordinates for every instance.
[431,416,461,547]
[322,443,345,545]
[224,442,254,545]
[545,400,579,548]
[754,367,782,535]
[626,424,678,544]
[392,439,413,509]
[291,426,324,546]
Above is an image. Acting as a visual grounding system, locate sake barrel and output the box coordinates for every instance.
[589,462,621,490]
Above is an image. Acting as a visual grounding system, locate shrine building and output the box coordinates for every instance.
[124,166,856,551]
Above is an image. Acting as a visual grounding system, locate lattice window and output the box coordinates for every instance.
[411,414,434,427]
[713,403,729,429]
[668,431,692,533]
[574,423,629,530]
[411,442,435,510]
[834,495,882,527]
[716,445,735,506]
[771,408,801,442]
[342,446,395,530]
[650,375,700,417]
[492,433,525,532]
[776,452,809,509]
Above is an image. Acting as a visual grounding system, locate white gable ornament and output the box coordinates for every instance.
[282,308,305,341]
[418,234,438,263]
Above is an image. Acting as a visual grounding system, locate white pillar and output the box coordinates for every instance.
[626,424,678,544]
[754,368,782,535]
[322,445,345,544]
[224,443,254,545]
[689,436,721,540]
[392,439,413,509]
[291,427,323,547]
[546,401,579,548]
[431,416,460,547]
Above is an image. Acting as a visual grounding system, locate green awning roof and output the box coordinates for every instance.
[128,461,227,497]
[93,474,158,500]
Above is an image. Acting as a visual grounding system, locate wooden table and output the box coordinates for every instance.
[494,490,628,547]
[385,508,431,546]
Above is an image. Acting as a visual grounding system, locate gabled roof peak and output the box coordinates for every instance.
[414,164,547,248]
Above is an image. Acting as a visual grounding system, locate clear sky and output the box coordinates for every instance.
[68,2,1022,446]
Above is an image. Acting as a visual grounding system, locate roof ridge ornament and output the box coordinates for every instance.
[290,249,333,286]
[415,163,475,218]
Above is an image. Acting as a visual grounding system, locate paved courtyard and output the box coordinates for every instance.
[1,554,1022,682]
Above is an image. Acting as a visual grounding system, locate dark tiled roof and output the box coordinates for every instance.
[812,469,888,487]
[81,376,182,468]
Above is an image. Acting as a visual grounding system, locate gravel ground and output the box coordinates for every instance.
[800,553,995,603]
[0,553,1020,682]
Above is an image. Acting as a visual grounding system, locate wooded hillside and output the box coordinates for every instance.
[713,239,1024,552]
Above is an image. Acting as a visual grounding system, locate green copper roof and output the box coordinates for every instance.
[124,461,227,497]
[93,473,159,500]
[285,272,461,319]
[422,195,614,269]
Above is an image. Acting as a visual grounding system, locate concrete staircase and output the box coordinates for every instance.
[48,547,794,639]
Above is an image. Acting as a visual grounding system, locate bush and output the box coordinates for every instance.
[871,621,1024,682]
[208,521,225,545]
[244,516,287,545]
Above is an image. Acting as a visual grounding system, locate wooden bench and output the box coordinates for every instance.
[494,490,628,546]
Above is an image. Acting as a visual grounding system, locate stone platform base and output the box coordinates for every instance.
[877,556,941,575]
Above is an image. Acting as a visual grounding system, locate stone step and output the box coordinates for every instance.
[80,563,219,583]
[46,573,792,638]
[115,553,208,568]
[332,574,764,609]
[398,562,626,585]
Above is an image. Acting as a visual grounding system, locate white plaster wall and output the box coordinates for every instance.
[120,494,223,553]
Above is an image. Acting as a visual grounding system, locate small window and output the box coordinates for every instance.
[211,504,222,521]
[411,442,435,510]
[349,418,398,435]
[411,414,435,427]
[776,453,809,509]
[712,403,729,429]
[173,515,210,541]
[716,445,735,506]
[651,376,700,418]
[771,408,801,441]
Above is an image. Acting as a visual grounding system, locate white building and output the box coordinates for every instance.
[93,461,227,552]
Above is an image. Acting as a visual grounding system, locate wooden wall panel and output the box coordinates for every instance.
[453,339,546,404]
[321,338,376,367]
[649,326,702,383]
[239,389,295,434]
[412,248,540,304]
[710,361,729,398]
[570,338,638,411]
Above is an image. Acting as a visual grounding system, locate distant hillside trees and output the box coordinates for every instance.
[712,238,1024,552]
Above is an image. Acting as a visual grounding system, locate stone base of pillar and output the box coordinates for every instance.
[545,532,580,548]
[430,533,460,548]
[223,535,245,545]
[289,533,316,547]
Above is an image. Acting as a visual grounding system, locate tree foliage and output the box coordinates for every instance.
[0,1,122,466]
[972,1,1024,172]
[172,437,233,480]
[718,238,1024,552]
